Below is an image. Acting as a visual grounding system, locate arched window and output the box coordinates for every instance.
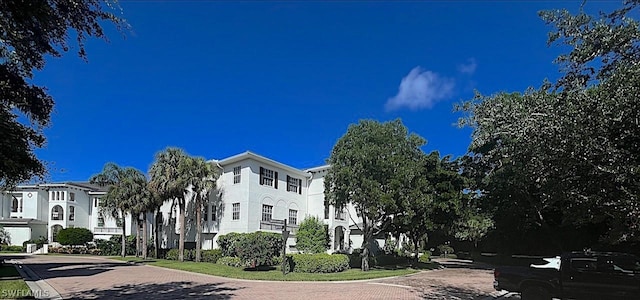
[11,198,18,213]
[51,205,64,220]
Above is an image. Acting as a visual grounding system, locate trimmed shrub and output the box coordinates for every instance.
[437,244,455,258]
[166,249,180,260]
[1,245,24,252]
[295,216,329,253]
[201,249,222,263]
[291,253,349,273]
[375,254,409,266]
[216,256,244,268]
[235,231,283,267]
[217,232,243,257]
[348,248,376,269]
[419,251,431,263]
[57,228,93,246]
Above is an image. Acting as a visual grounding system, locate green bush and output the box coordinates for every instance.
[296,216,329,253]
[1,245,24,252]
[201,249,222,263]
[291,253,349,273]
[216,256,244,268]
[166,249,180,260]
[419,252,431,263]
[94,235,137,256]
[57,228,93,246]
[235,231,283,267]
[375,253,409,266]
[217,232,243,257]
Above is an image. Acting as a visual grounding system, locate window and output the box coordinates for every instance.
[233,166,241,184]
[94,198,98,207]
[232,203,240,220]
[287,176,302,194]
[69,206,75,221]
[51,205,63,220]
[259,167,278,188]
[289,209,297,225]
[262,205,273,222]
[204,205,209,222]
[19,197,23,212]
[212,206,217,221]
[11,198,18,213]
[97,214,105,227]
[55,191,59,200]
[69,192,75,202]
[335,208,346,220]
[61,191,65,200]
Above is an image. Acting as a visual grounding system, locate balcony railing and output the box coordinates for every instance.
[93,227,122,234]
[260,220,298,234]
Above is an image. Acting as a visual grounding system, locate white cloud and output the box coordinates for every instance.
[385,67,455,111]
[458,58,477,75]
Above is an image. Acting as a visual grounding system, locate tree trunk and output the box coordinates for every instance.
[412,236,420,263]
[155,210,160,259]
[142,212,148,259]
[179,200,185,262]
[121,210,126,257]
[135,217,140,257]
[195,194,202,262]
[361,218,372,271]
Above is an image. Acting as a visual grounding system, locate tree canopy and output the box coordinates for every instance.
[325,119,426,270]
[0,0,125,188]
[457,0,640,253]
[296,216,329,254]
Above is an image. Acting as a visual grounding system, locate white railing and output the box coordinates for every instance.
[259,220,298,234]
[93,227,122,234]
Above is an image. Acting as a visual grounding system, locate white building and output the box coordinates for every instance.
[1,151,373,253]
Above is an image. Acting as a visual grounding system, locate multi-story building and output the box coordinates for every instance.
[0,151,371,253]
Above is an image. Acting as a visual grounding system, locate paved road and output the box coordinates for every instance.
[8,255,515,300]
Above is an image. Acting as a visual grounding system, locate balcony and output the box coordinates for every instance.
[93,227,122,234]
[260,220,298,234]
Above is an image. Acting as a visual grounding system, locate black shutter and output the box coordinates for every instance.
[274,172,278,189]
[298,179,302,194]
[286,175,290,191]
[259,167,264,185]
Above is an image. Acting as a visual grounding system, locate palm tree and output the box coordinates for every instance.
[130,182,159,259]
[183,156,219,262]
[148,147,189,261]
[90,163,147,257]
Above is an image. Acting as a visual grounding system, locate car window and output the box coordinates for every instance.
[570,258,598,272]
[611,256,640,273]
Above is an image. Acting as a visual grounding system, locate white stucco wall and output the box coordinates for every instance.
[5,227,31,246]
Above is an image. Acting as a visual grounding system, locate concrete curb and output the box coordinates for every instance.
[10,260,63,300]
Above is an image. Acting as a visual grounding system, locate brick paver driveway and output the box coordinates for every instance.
[13,255,498,299]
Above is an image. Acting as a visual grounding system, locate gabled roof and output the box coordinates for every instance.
[305,165,330,173]
[215,151,311,177]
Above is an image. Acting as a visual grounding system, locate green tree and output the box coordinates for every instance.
[296,216,329,254]
[0,225,10,245]
[0,0,125,188]
[130,180,157,259]
[56,228,93,246]
[393,152,466,260]
[456,1,640,251]
[183,156,219,262]
[148,147,189,261]
[325,119,425,271]
[454,212,493,251]
[90,163,146,257]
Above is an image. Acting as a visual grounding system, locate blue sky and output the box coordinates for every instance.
[32,1,618,182]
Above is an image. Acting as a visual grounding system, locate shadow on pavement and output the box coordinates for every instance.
[435,259,495,271]
[22,261,131,280]
[419,285,490,300]
[65,281,240,299]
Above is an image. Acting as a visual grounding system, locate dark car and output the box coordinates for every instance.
[493,251,640,300]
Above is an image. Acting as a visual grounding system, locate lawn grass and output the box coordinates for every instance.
[0,265,32,299]
[110,256,433,281]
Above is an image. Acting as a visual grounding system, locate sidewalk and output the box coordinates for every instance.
[8,257,62,300]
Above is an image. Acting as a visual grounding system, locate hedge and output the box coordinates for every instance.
[216,256,244,268]
[218,231,283,268]
[201,249,222,263]
[290,253,349,273]
[0,245,24,252]
[57,228,93,246]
